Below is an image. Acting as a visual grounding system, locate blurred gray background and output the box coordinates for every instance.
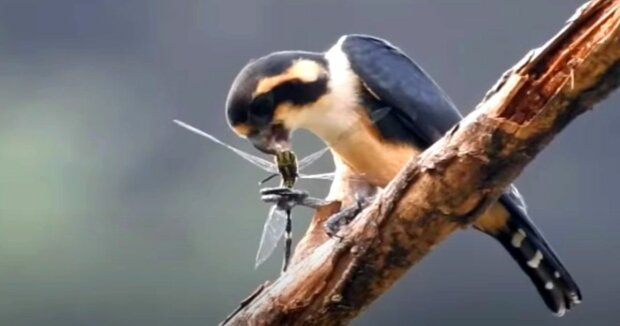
[0,0,617,325]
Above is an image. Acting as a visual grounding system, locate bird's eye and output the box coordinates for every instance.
[251,92,274,117]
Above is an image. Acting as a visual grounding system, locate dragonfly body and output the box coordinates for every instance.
[275,150,298,189]
[274,150,297,272]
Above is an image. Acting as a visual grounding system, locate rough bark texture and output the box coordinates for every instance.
[222,1,620,325]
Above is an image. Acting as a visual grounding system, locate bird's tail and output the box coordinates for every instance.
[491,200,582,316]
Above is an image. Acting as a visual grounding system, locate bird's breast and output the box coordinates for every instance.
[329,122,420,188]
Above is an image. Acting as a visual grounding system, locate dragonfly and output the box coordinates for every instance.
[173,120,333,272]
[173,107,390,273]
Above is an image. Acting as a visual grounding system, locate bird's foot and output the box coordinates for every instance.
[260,187,329,211]
[324,195,370,239]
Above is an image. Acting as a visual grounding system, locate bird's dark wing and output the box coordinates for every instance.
[341,35,537,226]
[341,35,581,314]
[340,35,539,209]
[341,34,462,147]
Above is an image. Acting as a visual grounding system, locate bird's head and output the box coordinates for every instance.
[225,51,331,154]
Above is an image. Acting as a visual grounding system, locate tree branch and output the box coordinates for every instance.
[222,1,620,325]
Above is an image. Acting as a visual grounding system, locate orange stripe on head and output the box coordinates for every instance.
[253,59,325,97]
[231,123,252,137]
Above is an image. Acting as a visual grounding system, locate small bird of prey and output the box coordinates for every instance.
[223,34,582,316]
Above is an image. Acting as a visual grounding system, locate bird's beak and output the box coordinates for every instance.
[248,124,291,155]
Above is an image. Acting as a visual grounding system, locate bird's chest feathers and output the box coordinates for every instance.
[327,118,419,188]
[298,100,418,187]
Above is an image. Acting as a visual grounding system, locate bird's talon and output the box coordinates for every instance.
[324,224,342,240]
[323,197,370,238]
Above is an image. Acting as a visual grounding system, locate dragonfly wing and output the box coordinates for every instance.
[297,147,330,171]
[370,106,392,123]
[255,206,288,269]
[174,120,278,173]
[298,172,335,181]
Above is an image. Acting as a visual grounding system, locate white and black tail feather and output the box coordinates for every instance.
[494,197,581,316]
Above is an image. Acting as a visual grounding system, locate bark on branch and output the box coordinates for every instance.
[223,1,620,325]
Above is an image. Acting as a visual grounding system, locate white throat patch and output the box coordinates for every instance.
[296,36,363,144]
